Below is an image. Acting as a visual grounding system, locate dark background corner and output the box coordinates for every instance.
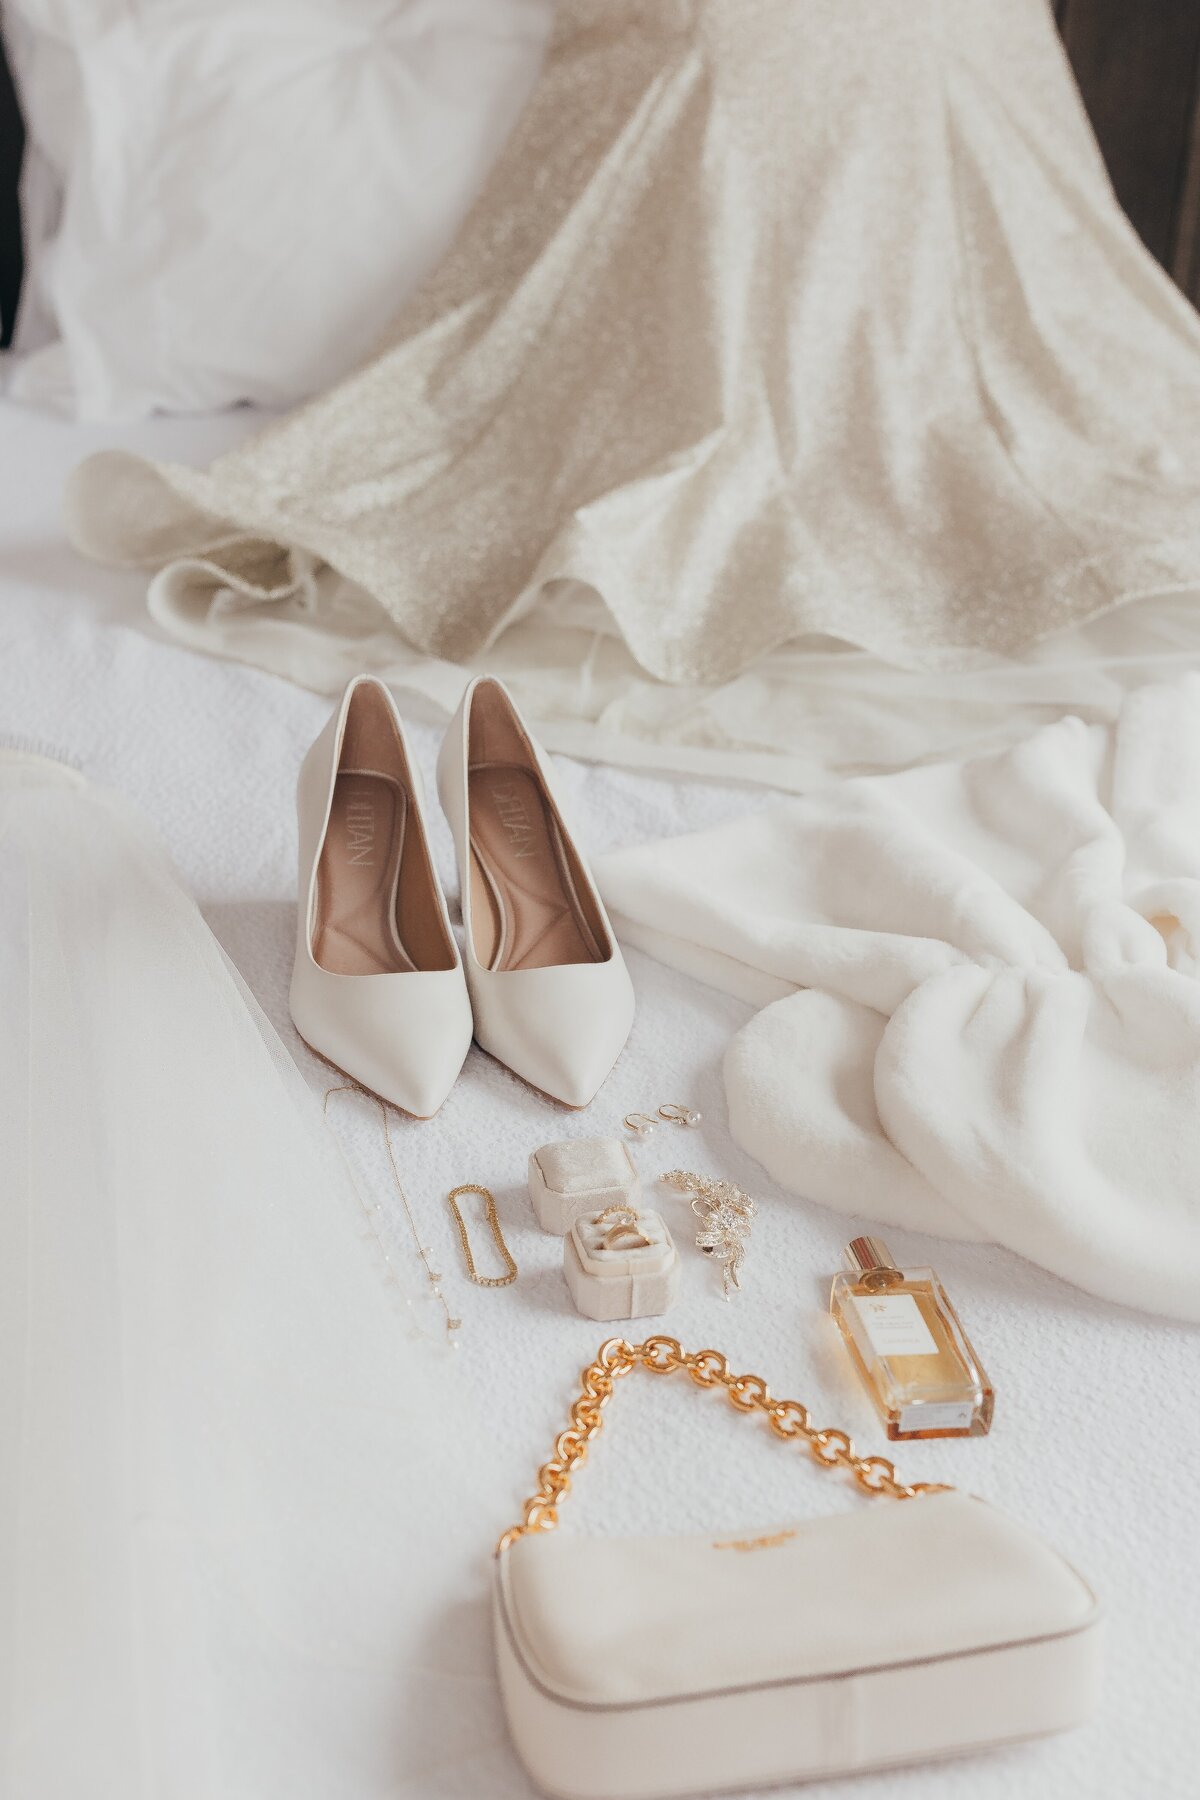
[0,29,23,349]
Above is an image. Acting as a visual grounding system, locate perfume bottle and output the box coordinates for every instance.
[829,1237,994,1439]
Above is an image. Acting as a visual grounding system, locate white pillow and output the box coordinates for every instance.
[5,0,550,418]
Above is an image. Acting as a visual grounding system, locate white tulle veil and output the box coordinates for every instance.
[0,754,499,1799]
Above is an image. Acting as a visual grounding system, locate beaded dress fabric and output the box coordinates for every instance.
[69,0,1200,700]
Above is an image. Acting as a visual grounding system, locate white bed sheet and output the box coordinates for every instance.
[1,394,1196,1799]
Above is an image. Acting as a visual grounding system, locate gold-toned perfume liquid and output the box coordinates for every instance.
[830,1237,994,1440]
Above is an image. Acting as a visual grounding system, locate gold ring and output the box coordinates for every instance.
[602,1221,653,1251]
[594,1204,639,1226]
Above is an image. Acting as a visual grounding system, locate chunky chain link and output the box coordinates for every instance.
[496,1335,950,1553]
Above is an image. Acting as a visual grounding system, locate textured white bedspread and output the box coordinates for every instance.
[1,396,1195,1799]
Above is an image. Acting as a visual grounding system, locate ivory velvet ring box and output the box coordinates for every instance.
[563,1209,680,1321]
[528,1136,641,1235]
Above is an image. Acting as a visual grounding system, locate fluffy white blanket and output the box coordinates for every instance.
[598,680,1200,1321]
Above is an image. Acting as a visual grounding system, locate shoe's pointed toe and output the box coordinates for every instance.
[472,960,635,1107]
[401,1021,474,1118]
[292,966,473,1117]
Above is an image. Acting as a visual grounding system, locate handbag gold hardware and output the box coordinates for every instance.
[496,1335,950,1553]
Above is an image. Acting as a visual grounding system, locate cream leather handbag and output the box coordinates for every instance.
[494,1337,1102,1800]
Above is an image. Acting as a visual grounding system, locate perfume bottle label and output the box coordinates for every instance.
[849,1292,939,1358]
[897,1399,975,1434]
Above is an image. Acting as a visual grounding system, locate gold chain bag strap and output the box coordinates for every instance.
[499,1334,944,1551]
[493,1336,1102,1799]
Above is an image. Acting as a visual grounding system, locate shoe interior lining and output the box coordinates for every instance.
[466,680,610,974]
[313,684,457,976]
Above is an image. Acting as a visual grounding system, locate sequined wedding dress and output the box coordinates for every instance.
[67,0,1200,782]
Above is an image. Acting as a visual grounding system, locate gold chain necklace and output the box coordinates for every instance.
[447,1184,518,1287]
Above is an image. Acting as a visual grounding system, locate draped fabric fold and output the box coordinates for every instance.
[596,679,1200,1321]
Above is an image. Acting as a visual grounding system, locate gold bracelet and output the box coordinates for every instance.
[447,1185,518,1288]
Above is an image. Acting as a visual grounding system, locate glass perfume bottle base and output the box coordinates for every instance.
[886,1412,993,1441]
[839,1336,994,1438]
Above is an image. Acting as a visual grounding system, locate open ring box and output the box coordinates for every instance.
[564,1209,680,1321]
[528,1136,641,1236]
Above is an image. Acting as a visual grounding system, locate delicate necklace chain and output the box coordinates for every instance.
[447,1184,518,1287]
[324,1085,462,1340]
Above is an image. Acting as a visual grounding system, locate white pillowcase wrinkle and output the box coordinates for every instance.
[7,0,553,416]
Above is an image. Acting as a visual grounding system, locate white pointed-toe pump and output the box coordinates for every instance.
[437,675,635,1108]
[290,676,473,1118]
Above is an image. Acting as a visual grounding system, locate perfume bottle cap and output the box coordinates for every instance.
[844,1236,898,1276]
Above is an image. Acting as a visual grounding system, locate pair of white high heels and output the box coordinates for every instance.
[289,674,635,1117]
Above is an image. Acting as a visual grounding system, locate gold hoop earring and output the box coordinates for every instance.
[624,1112,659,1135]
[658,1102,702,1127]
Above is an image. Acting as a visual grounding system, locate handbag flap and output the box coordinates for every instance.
[496,1492,1098,1708]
